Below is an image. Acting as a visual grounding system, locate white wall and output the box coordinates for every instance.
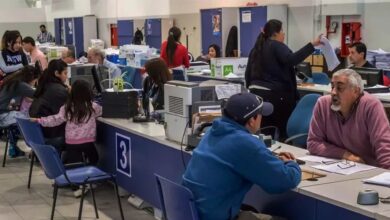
[116,0,170,18]
[44,0,92,21]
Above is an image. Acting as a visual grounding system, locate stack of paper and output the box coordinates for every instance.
[297,155,339,164]
[363,172,390,187]
[311,163,376,175]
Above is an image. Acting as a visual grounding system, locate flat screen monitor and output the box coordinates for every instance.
[296,62,312,80]
[70,64,109,95]
[351,67,383,87]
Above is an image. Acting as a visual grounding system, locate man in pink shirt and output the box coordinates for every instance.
[308,69,390,169]
[22,36,48,70]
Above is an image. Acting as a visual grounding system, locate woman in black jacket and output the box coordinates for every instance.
[245,19,322,139]
[29,59,69,147]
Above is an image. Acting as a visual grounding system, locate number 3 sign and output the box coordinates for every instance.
[116,133,132,177]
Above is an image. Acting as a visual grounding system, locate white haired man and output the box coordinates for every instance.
[308,69,390,169]
[87,48,121,78]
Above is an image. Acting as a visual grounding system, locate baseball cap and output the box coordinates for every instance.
[223,92,273,122]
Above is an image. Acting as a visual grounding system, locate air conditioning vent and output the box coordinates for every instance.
[168,96,184,116]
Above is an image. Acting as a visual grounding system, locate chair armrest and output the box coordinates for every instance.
[259,126,280,141]
[284,133,308,147]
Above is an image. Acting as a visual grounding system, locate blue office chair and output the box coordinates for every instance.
[285,94,321,147]
[155,174,199,220]
[172,68,187,81]
[312,72,330,85]
[30,143,124,220]
[15,118,45,189]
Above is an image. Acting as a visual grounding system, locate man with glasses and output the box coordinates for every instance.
[183,92,301,220]
[308,69,390,169]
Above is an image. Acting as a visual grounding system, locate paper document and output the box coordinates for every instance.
[311,162,376,175]
[215,84,241,100]
[363,172,390,187]
[319,37,340,71]
[298,155,339,164]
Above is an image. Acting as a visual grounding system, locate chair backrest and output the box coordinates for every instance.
[15,117,45,147]
[30,143,66,180]
[155,174,199,220]
[312,72,330,85]
[286,94,321,147]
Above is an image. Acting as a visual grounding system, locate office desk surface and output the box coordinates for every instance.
[98,117,181,151]
[298,84,390,103]
[299,177,390,218]
[377,210,390,220]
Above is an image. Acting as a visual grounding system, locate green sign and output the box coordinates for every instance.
[223,65,234,76]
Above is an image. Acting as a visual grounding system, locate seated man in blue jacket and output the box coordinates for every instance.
[183,92,301,220]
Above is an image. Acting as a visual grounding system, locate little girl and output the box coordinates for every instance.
[33,79,102,165]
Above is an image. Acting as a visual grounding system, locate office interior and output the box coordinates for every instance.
[1,0,390,220]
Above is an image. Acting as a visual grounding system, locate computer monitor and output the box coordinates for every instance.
[351,67,383,87]
[70,64,109,95]
[296,62,312,80]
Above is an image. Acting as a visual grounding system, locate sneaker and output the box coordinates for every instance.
[8,145,16,158]
[73,185,90,198]
[9,146,25,158]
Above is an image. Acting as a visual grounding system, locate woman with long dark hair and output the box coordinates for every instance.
[29,59,69,142]
[143,58,172,111]
[160,26,190,68]
[245,19,322,139]
[0,65,39,157]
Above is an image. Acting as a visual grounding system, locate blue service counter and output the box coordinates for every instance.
[96,118,389,220]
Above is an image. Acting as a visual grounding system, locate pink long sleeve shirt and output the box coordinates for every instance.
[38,103,102,145]
[307,92,390,169]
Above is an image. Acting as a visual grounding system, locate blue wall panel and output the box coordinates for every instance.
[54,18,62,45]
[145,19,162,49]
[118,20,134,46]
[239,7,267,57]
[201,8,222,55]
[73,17,84,56]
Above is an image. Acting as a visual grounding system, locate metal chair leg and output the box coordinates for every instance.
[27,152,35,188]
[2,129,9,167]
[78,184,86,220]
[51,185,58,220]
[90,183,99,218]
[113,180,124,220]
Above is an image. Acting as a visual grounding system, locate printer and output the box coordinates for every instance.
[164,80,243,145]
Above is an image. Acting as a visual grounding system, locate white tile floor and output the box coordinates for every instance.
[0,140,156,220]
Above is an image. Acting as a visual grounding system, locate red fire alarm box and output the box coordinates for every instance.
[341,22,361,57]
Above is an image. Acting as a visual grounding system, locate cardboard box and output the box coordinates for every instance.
[304,55,312,65]
[312,55,324,66]
[311,66,324,73]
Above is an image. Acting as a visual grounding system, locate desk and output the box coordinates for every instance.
[377,211,390,220]
[187,72,245,85]
[298,84,390,103]
[299,178,390,219]
[96,118,389,220]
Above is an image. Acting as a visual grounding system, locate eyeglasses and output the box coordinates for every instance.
[337,160,356,169]
[243,95,264,119]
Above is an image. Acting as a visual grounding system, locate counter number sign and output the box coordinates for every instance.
[116,133,131,177]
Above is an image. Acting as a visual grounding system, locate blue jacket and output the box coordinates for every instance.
[182,117,301,220]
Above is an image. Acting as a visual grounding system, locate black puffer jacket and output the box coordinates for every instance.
[29,82,68,138]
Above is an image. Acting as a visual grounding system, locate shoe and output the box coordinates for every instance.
[8,145,16,158]
[8,145,26,158]
[73,185,90,198]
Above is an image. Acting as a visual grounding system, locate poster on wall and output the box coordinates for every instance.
[147,20,152,36]
[212,14,221,36]
[68,20,73,35]
[242,11,252,23]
